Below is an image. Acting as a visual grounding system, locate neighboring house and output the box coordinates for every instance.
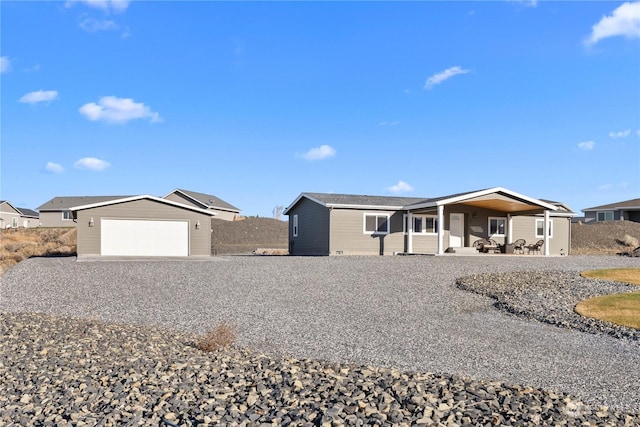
[70,195,216,257]
[37,196,131,227]
[284,187,575,256]
[0,201,40,228]
[582,198,640,223]
[163,189,241,221]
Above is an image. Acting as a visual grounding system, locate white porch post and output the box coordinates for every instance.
[507,214,513,244]
[437,204,444,255]
[407,211,413,254]
[544,210,550,256]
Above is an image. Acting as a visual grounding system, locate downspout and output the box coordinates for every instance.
[437,204,444,255]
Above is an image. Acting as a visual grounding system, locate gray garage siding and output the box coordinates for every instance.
[288,198,330,255]
[75,199,212,256]
[39,211,76,228]
[511,216,570,255]
[164,193,237,221]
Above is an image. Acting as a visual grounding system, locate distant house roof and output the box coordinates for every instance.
[69,195,217,216]
[582,198,640,212]
[165,189,240,212]
[285,187,569,215]
[16,207,39,218]
[37,196,132,211]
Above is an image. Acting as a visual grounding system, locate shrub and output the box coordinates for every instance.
[619,234,639,248]
[195,322,236,352]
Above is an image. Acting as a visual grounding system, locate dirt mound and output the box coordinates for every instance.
[211,217,288,255]
[571,221,640,255]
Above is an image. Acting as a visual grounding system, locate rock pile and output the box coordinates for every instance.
[1,311,638,426]
[456,270,640,341]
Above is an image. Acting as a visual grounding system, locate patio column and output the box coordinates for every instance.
[507,214,513,244]
[407,211,413,254]
[437,204,444,255]
[544,210,550,256]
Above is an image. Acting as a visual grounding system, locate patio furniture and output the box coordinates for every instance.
[513,239,526,254]
[484,239,500,253]
[526,239,544,255]
[473,239,488,252]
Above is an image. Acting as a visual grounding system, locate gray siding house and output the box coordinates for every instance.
[0,201,40,228]
[37,196,131,227]
[284,187,575,256]
[163,189,240,221]
[582,198,640,223]
[71,195,215,257]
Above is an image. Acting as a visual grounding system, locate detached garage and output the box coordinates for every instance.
[70,195,216,257]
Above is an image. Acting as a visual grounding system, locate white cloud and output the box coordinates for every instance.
[585,1,640,46]
[388,180,414,194]
[66,0,130,13]
[79,18,119,32]
[509,0,538,7]
[79,96,162,124]
[300,145,336,161]
[19,90,59,104]
[45,162,65,174]
[578,141,595,150]
[0,56,11,73]
[74,157,110,171]
[424,66,470,90]
[609,129,631,138]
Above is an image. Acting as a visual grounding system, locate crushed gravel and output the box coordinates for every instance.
[1,255,639,423]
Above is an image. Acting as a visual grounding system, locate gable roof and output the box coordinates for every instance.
[16,207,39,218]
[38,196,132,211]
[69,195,217,216]
[0,200,21,215]
[285,187,566,215]
[284,192,427,214]
[164,189,240,212]
[582,198,640,212]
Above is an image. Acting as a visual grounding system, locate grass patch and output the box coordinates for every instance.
[195,322,236,352]
[576,268,640,329]
[581,268,640,286]
[1,228,77,275]
[575,293,640,329]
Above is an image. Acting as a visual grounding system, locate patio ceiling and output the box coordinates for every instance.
[459,197,543,213]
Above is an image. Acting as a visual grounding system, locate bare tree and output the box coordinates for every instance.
[272,205,284,220]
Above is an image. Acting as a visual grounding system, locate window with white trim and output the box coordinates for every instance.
[488,217,506,236]
[292,214,298,237]
[62,210,72,220]
[12,217,18,228]
[403,214,438,234]
[535,219,553,238]
[364,213,390,234]
[596,211,614,222]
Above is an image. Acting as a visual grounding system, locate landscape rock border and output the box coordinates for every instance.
[456,270,640,341]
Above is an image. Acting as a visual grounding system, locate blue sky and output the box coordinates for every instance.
[2,0,639,217]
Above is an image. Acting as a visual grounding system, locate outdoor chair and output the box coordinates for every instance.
[526,239,544,255]
[513,239,526,254]
[473,239,488,252]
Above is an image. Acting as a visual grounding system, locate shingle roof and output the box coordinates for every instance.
[303,192,428,208]
[37,196,132,211]
[16,207,39,218]
[172,189,240,212]
[583,198,640,211]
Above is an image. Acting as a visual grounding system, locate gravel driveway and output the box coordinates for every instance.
[1,255,639,412]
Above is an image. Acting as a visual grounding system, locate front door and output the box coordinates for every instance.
[449,213,464,248]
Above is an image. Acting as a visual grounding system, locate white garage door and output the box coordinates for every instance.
[101,219,189,256]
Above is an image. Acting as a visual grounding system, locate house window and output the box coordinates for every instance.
[404,214,438,234]
[292,214,298,237]
[596,211,614,222]
[12,217,18,228]
[535,219,553,238]
[364,213,390,234]
[62,210,72,220]
[488,217,506,236]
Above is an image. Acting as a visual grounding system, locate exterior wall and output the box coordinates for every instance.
[165,192,238,221]
[329,208,405,255]
[0,203,22,228]
[75,199,212,256]
[39,211,76,227]
[20,217,40,228]
[288,198,330,255]
[511,215,570,255]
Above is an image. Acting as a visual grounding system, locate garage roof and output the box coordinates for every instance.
[69,195,217,216]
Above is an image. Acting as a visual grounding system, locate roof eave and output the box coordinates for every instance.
[70,195,217,216]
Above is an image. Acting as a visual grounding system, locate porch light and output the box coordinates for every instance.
[89,218,94,227]
[195,221,201,230]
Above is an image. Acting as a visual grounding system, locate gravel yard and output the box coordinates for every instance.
[1,254,639,424]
